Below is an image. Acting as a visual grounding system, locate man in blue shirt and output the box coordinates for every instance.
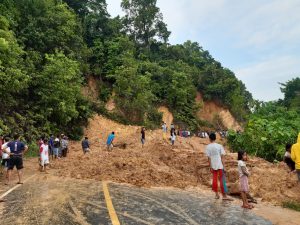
[3,134,28,185]
[106,132,115,151]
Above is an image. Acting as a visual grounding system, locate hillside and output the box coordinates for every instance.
[51,115,300,205]
[0,0,252,140]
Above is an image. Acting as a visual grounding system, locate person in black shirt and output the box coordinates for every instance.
[141,127,146,148]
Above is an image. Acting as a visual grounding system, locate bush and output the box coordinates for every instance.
[25,141,39,158]
[227,103,300,161]
[283,201,300,212]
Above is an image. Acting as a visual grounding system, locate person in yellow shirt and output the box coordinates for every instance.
[291,133,300,181]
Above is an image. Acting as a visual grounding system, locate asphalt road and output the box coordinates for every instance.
[0,174,272,225]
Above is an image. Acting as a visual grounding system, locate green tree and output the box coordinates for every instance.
[0,15,29,113]
[280,77,300,110]
[121,0,170,47]
[31,52,83,125]
[112,56,155,123]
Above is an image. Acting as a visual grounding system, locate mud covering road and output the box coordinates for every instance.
[0,174,272,225]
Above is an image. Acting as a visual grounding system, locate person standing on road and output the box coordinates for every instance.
[3,134,28,185]
[141,127,146,148]
[40,138,49,173]
[82,137,90,154]
[106,132,115,151]
[205,133,231,201]
[291,133,300,182]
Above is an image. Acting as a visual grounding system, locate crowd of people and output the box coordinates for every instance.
[1,125,299,211]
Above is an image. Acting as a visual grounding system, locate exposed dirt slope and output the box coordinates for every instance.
[196,92,242,130]
[52,115,300,205]
[81,76,99,102]
[158,106,173,128]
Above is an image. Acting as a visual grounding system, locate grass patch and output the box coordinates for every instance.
[282,201,300,212]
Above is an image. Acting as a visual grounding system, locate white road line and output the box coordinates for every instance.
[0,174,37,199]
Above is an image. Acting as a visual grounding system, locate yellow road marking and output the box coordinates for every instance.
[0,174,37,199]
[103,181,120,225]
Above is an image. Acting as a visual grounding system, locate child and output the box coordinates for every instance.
[238,151,253,209]
[284,143,295,172]
[81,137,90,154]
[40,139,49,173]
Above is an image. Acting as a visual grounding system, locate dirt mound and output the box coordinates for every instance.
[196,92,241,130]
[158,106,173,128]
[51,115,300,205]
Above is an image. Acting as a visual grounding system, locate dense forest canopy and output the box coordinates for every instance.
[0,0,299,160]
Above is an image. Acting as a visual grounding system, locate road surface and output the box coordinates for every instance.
[0,174,272,225]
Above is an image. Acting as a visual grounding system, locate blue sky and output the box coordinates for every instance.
[107,0,300,101]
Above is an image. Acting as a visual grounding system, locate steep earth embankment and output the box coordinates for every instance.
[52,115,300,205]
[196,92,242,130]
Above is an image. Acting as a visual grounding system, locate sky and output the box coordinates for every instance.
[107,0,300,101]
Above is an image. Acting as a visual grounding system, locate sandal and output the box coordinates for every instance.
[215,195,220,199]
[16,182,23,184]
[241,204,253,209]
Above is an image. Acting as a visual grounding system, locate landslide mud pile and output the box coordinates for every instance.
[52,115,300,204]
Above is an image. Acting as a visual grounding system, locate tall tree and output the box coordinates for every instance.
[121,0,170,47]
[280,77,300,109]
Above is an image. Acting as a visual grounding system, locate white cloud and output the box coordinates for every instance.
[234,56,300,101]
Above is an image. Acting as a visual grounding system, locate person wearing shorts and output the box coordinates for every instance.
[40,139,49,173]
[3,134,28,185]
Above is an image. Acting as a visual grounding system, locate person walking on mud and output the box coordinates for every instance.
[162,122,167,141]
[170,130,176,147]
[106,132,115,151]
[40,138,49,173]
[205,133,232,201]
[141,127,146,148]
[291,132,300,182]
[3,134,28,185]
[82,137,90,154]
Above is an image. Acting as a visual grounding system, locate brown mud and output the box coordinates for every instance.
[51,115,300,206]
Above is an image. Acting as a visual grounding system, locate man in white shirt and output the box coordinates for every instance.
[206,133,231,200]
[1,137,10,175]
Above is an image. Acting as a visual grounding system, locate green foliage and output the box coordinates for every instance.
[0,0,254,142]
[228,102,300,161]
[282,201,300,212]
[112,56,156,123]
[25,141,39,158]
[121,0,170,46]
[31,52,83,125]
[280,77,300,110]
